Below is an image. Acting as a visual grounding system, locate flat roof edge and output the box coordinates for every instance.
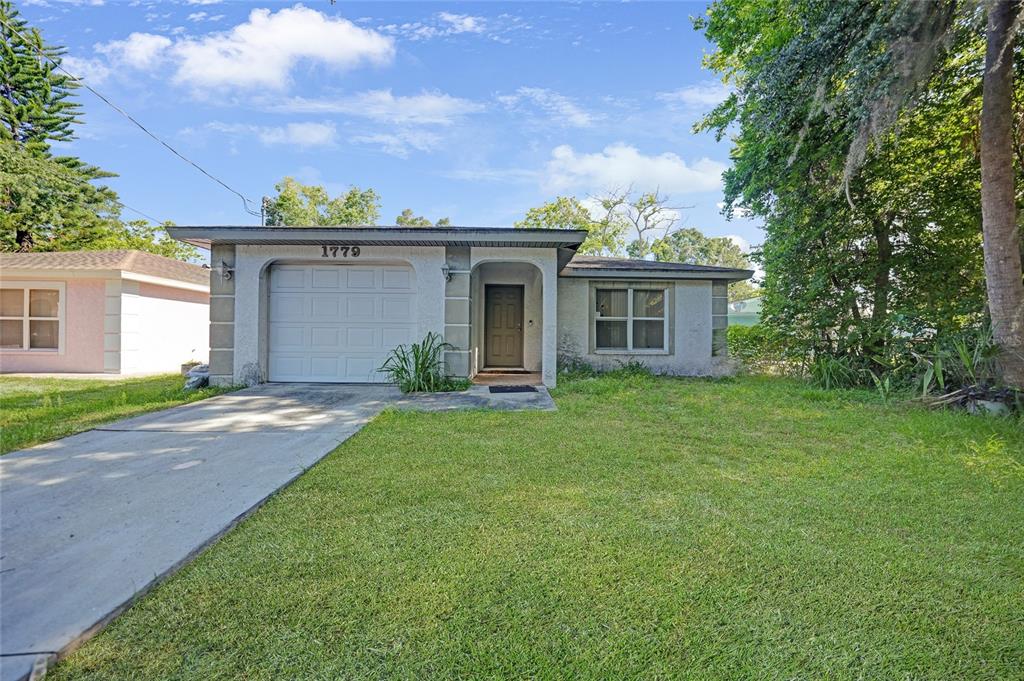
[167,226,588,249]
[560,268,754,281]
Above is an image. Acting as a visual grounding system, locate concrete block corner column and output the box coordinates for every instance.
[443,246,471,378]
[209,244,236,386]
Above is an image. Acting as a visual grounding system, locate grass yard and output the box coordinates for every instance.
[50,375,1023,680]
[0,374,232,454]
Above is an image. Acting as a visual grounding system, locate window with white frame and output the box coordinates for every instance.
[595,287,668,351]
[0,286,62,351]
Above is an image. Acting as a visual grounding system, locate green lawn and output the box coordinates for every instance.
[51,375,1023,680]
[0,374,232,454]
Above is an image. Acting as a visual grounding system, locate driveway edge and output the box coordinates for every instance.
[20,437,348,681]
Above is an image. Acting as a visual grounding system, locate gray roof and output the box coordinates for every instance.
[563,256,753,281]
[0,250,209,287]
[167,225,588,250]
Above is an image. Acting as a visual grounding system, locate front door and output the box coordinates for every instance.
[484,285,524,368]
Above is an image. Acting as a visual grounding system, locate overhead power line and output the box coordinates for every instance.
[117,200,163,224]
[0,14,263,220]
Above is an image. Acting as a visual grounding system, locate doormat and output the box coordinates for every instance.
[489,386,538,393]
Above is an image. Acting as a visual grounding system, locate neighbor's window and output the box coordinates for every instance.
[595,287,667,351]
[0,287,61,351]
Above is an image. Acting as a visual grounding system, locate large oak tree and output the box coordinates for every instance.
[697,0,1023,387]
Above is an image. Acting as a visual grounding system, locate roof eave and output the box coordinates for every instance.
[561,268,754,282]
[0,267,209,291]
[166,226,588,250]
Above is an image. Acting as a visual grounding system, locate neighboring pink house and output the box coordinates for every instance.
[0,250,210,375]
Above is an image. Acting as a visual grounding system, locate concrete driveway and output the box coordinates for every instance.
[0,383,400,681]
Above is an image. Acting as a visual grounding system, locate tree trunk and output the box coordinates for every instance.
[870,216,892,353]
[15,229,34,252]
[980,0,1024,388]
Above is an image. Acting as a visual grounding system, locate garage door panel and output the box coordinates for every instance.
[268,264,416,383]
[311,268,341,288]
[346,327,377,348]
[309,356,340,377]
[382,297,412,320]
[345,357,378,380]
[382,268,412,289]
[346,297,376,319]
[346,268,377,288]
[310,327,340,349]
[269,295,307,321]
[270,325,305,348]
[310,297,342,319]
[382,327,413,348]
[272,267,306,289]
[269,355,305,378]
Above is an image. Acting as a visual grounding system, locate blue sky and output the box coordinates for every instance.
[22,0,764,253]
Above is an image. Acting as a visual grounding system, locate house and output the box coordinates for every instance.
[0,250,210,375]
[728,296,763,326]
[167,226,754,387]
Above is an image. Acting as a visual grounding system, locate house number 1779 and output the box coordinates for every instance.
[321,245,361,258]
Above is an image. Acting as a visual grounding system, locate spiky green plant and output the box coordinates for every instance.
[378,332,464,393]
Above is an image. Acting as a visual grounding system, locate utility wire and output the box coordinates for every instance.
[117,200,163,224]
[0,14,263,220]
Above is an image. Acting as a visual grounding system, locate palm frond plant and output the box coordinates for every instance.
[809,354,859,390]
[378,332,467,393]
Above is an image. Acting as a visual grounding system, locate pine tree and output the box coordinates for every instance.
[0,0,81,155]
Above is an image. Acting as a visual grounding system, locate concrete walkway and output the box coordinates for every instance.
[0,383,399,681]
[394,384,556,412]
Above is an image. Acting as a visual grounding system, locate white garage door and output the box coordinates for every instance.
[268,264,417,382]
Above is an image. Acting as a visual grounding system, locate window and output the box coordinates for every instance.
[595,287,668,351]
[0,286,62,351]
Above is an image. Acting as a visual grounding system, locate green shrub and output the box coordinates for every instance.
[912,325,1000,395]
[378,332,467,393]
[727,324,789,373]
[809,354,860,390]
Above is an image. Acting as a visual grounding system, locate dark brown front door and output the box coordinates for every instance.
[484,285,524,368]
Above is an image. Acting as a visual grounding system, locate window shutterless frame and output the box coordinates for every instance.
[0,282,65,354]
[594,286,669,352]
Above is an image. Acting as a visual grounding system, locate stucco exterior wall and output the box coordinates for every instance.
[556,278,729,376]
[470,247,558,387]
[232,244,446,385]
[119,281,209,374]
[0,278,106,373]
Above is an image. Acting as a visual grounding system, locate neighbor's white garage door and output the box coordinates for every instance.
[268,264,416,382]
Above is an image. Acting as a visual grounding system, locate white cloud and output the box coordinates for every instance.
[95,32,171,69]
[205,120,337,148]
[544,143,727,195]
[25,0,104,5]
[379,12,487,41]
[275,90,484,125]
[351,130,442,158]
[187,0,222,5]
[498,87,594,127]
[656,81,732,108]
[438,12,486,34]
[170,7,394,90]
[725,234,750,252]
[93,7,392,91]
[61,55,111,84]
[443,165,539,183]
